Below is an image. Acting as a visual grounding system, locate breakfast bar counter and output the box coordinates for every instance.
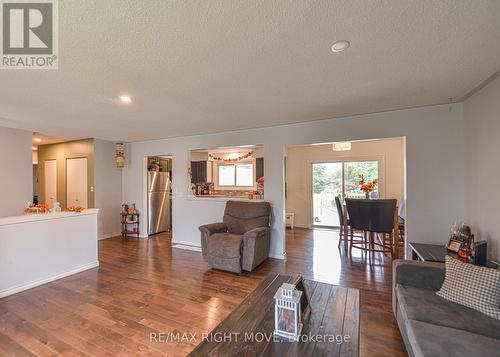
[0,209,99,298]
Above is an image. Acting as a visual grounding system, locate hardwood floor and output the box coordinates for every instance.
[0,228,406,356]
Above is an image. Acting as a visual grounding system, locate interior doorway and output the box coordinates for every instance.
[145,155,172,236]
[311,160,379,227]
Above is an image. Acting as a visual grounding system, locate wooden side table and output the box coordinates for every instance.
[121,213,140,239]
[409,242,454,262]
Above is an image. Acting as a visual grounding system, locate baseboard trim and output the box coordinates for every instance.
[0,261,100,298]
[99,232,121,240]
[171,241,202,252]
[269,252,286,260]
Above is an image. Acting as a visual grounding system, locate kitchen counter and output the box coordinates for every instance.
[187,195,264,202]
[0,209,99,298]
[0,208,99,226]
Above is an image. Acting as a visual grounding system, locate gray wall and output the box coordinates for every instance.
[94,139,123,239]
[122,103,465,259]
[0,127,33,217]
[464,75,500,260]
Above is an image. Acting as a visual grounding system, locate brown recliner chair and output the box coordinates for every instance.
[199,200,271,274]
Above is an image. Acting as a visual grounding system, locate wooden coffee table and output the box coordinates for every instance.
[189,273,360,357]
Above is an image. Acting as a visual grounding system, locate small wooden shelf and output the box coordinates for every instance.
[123,220,139,224]
[121,213,140,239]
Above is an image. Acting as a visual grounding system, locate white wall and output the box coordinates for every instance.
[122,103,465,259]
[94,139,123,239]
[286,138,405,228]
[464,75,500,261]
[0,127,33,217]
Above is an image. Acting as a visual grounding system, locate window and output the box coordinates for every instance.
[218,163,254,187]
[218,165,235,186]
[312,160,379,227]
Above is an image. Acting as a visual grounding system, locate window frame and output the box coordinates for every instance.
[215,159,257,190]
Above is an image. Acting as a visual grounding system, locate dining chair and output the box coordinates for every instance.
[335,195,349,248]
[345,198,398,258]
[397,198,406,255]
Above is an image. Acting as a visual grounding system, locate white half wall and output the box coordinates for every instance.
[122,103,465,259]
[464,75,500,261]
[286,138,405,228]
[0,126,33,217]
[0,209,99,298]
[94,139,123,239]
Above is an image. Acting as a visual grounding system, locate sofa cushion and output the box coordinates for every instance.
[406,320,500,357]
[396,284,500,340]
[207,233,243,258]
[437,256,500,320]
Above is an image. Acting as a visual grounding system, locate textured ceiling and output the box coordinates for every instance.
[1,0,500,142]
[32,132,71,147]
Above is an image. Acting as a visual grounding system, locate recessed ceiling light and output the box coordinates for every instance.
[331,40,350,53]
[34,138,42,142]
[120,95,132,103]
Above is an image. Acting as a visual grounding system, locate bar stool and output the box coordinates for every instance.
[336,195,363,249]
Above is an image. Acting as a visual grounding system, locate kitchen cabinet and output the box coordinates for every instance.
[191,161,207,183]
[191,161,214,183]
[256,158,264,182]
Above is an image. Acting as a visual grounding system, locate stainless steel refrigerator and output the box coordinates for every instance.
[147,171,171,235]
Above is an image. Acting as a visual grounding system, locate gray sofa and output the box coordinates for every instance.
[199,200,271,274]
[393,260,500,357]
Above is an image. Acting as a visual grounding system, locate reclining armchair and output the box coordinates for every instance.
[199,200,272,274]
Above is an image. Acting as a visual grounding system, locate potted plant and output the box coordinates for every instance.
[358,174,379,199]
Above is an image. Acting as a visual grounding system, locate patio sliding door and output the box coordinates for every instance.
[311,160,379,228]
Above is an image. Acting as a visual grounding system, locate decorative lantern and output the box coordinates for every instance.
[274,283,303,340]
[116,143,125,168]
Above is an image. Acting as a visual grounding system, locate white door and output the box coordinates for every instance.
[44,160,57,207]
[66,158,88,208]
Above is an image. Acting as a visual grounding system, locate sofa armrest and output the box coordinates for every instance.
[242,227,271,271]
[392,259,445,317]
[243,226,270,240]
[393,259,445,291]
[199,223,227,235]
[199,223,228,261]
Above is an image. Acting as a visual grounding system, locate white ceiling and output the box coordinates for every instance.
[1,1,500,142]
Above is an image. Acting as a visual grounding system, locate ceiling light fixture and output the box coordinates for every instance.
[332,142,351,151]
[331,40,350,53]
[228,152,243,160]
[34,138,42,142]
[32,146,37,150]
[120,95,132,103]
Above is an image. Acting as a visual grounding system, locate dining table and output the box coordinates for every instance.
[342,200,400,259]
